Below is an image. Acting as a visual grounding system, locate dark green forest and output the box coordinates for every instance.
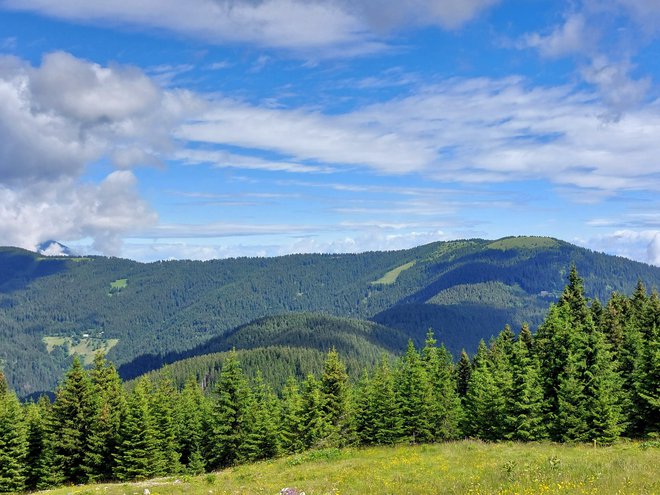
[2,237,660,396]
[1,268,658,492]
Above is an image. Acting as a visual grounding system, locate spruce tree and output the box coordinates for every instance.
[463,340,499,440]
[83,353,124,481]
[150,374,182,475]
[0,382,28,492]
[279,376,305,454]
[320,348,351,446]
[300,374,331,448]
[395,340,433,443]
[175,378,207,474]
[209,351,252,468]
[422,331,462,440]
[368,357,402,445]
[113,378,159,481]
[50,356,95,484]
[456,350,471,398]
[488,328,515,439]
[242,372,280,461]
[507,334,546,440]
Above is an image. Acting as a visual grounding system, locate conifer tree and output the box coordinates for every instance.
[507,334,546,440]
[175,378,207,474]
[279,376,305,454]
[353,371,375,445]
[30,396,60,489]
[83,353,124,481]
[0,379,28,493]
[488,327,515,439]
[422,331,462,440]
[368,357,402,445]
[463,340,499,440]
[209,351,252,468]
[456,350,471,398]
[395,340,433,443]
[23,401,46,490]
[634,323,660,434]
[150,374,182,476]
[556,348,588,442]
[242,372,280,461]
[300,374,331,448]
[113,378,159,481]
[50,356,95,484]
[321,348,351,446]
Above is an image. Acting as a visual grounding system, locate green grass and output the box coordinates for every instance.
[110,278,128,289]
[36,441,659,495]
[487,236,560,250]
[42,336,119,365]
[371,261,416,285]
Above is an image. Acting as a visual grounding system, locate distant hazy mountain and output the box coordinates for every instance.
[37,240,76,257]
[1,236,659,396]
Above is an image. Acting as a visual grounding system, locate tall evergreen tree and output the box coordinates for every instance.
[507,334,546,440]
[368,357,403,445]
[50,356,95,484]
[320,348,351,446]
[209,351,252,468]
[113,377,159,481]
[395,340,433,443]
[175,378,207,474]
[456,350,471,399]
[150,373,182,475]
[242,372,280,461]
[463,340,500,440]
[0,380,28,493]
[300,374,331,449]
[422,331,462,440]
[83,353,124,481]
[279,376,305,454]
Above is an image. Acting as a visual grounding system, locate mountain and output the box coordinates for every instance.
[1,236,659,396]
[37,240,76,257]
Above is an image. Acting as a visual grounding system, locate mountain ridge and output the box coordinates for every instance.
[1,235,659,396]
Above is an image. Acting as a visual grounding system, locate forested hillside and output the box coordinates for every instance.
[1,236,659,395]
[0,268,657,492]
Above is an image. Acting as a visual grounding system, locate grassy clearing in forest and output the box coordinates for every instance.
[42,336,119,365]
[371,261,416,285]
[37,440,659,495]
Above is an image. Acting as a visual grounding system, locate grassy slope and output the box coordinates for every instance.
[37,441,659,495]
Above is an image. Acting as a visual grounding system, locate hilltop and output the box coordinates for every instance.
[1,236,659,395]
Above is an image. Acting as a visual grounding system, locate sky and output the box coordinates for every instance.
[1,0,660,264]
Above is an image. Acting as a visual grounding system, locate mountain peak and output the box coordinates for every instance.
[37,240,75,257]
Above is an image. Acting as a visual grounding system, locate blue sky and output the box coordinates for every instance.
[1,0,660,264]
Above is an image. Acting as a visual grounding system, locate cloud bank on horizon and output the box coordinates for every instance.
[1,0,659,265]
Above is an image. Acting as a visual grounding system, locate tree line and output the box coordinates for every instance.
[0,267,658,492]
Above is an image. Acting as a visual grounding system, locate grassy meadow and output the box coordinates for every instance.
[36,440,659,495]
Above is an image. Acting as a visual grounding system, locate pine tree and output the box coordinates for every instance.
[50,356,95,484]
[488,327,515,439]
[422,331,462,440]
[209,351,252,468]
[279,376,305,454]
[113,378,159,481]
[83,353,124,481]
[0,380,28,492]
[353,371,375,445]
[395,340,433,443]
[634,323,660,434]
[30,396,60,489]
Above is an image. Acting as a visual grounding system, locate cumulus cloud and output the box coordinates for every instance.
[1,0,498,55]
[0,52,192,254]
[0,171,157,256]
[523,14,594,58]
[648,233,660,265]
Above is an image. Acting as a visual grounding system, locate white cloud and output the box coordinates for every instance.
[648,233,660,265]
[523,14,594,58]
[1,0,498,55]
[0,53,186,254]
[182,77,660,193]
[0,171,157,256]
